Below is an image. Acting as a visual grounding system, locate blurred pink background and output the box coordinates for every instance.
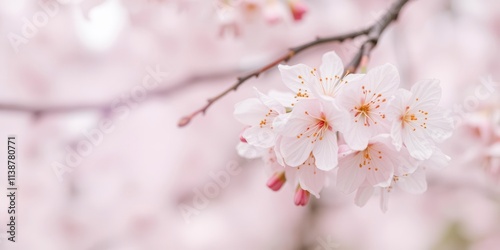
[0,0,499,249]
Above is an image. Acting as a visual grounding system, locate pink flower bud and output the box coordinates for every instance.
[239,127,249,143]
[289,0,308,21]
[266,172,286,191]
[294,187,310,206]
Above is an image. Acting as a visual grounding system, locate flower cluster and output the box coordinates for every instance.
[234,51,454,211]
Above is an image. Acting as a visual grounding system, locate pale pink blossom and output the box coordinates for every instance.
[337,64,400,150]
[355,148,450,212]
[278,99,347,170]
[389,79,453,160]
[336,135,401,194]
[234,89,285,148]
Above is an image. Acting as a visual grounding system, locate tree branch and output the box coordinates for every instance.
[179,0,411,127]
[0,69,239,117]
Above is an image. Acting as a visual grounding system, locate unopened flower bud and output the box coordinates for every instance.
[294,187,310,206]
[289,0,308,21]
[266,172,286,191]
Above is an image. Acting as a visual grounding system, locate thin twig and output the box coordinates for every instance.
[179,0,410,127]
[0,70,239,116]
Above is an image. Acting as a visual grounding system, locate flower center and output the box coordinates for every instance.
[401,106,429,131]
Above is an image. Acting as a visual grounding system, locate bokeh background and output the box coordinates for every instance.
[0,0,499,249]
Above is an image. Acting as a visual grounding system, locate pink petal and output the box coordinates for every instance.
[319,51,344,81]
[234,98,268,125]
[396,167,427,194]
[298,160,326,198]
[243,126,275,148]
[354,182,375,207]
[254,88,286,114]
[409,79,442,110]
[379,188,390,213]
[361,63,400,96]
[403,128,434,160]
[336,153,367,194]
[278,64,314,100]
[280,136,314,167]
[312,132,339,171]
[236,142,264,159]
[343,120,371,151]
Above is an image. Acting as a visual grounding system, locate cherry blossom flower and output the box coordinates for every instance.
[234,89,285,148]
[278,99,348,171]
[278,51,364,105]
[233,51,455,210]
[389,79,454,160]
[336,135,402,194]
[355,147,450,212]
[337,64,400,150]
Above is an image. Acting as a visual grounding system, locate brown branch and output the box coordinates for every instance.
[0,69,239,117]
[179,0,411,127]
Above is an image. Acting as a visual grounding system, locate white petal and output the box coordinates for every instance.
[391,120,404,150]
[272,113,291,134]
[234,98,268,125]
[254,88,286,114]
[274,136,285,166]
[409,79,441,110]
[243,127,275,148]
[280,136,314,167]
[263,148,285,175]
[366,155,394,187]
[325,101,350,134]
[342,121,371,151]
[319,51,344,79]
[386,89,411,117]
[362,63,400,96]
[394,147,419,175]
[268,90,296,108]
[403,127,434,160]
[278,64,314,98]
[379,187,390,213]
[354,182,375,207]
[397,167,427,194]
[425,107,454,142]
[343,73,365,83]
[313,131,339,171]
[422,147,450,169]
[338,144,354,159]
[298,161,327,198]
[236,142,264,159]
[337,153,367,194]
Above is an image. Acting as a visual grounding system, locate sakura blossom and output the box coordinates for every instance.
[389,79,454,160]
[234,51,455,209]
[234,88,285,148]
[278,99,346,170]
[337,63,399,150]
